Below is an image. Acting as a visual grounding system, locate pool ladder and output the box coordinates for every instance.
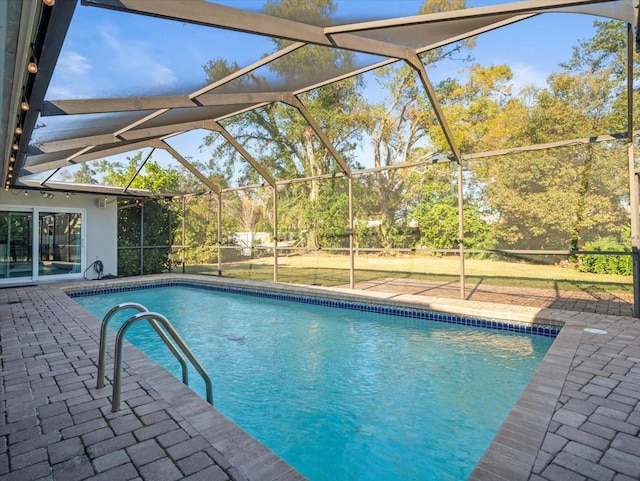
[96,302,213,412]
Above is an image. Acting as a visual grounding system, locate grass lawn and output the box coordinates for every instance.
[183,253,633,294]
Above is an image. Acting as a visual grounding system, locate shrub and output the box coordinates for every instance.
[117,198,174,276]
[577,237,632,275]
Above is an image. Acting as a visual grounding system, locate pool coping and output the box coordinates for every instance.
[57,273,611,480]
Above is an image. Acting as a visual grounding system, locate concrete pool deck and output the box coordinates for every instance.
[1,274,639,481]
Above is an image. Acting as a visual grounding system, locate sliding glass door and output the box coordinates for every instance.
[0,211,33,279]
[38,212,82,277]
[0,207,85,283]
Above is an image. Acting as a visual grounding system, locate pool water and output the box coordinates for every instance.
[76,285,554,481]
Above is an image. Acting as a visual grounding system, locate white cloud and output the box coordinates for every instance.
[147,64,177,87]
[98,26,122,53]
[47,51,95,99]
[57,51,92,75]
[510,63,548,94]
[98,24,177,88]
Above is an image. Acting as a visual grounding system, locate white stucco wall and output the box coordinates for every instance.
[0,189,118,279]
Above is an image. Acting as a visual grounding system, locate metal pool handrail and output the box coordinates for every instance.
[97,302,190,390]
[111,311,214,412]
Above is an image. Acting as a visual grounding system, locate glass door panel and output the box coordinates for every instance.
[0,211,33,279]
[38,212,82,276]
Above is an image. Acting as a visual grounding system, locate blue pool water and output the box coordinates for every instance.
[75,285,554,481]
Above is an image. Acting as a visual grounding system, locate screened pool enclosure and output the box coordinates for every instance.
[2,0,640,313]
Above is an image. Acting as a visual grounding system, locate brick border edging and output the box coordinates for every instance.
[468,323,584,480]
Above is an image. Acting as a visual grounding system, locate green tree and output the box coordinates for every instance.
[202,0,369,248]
[93,151,184,275]
[94,152,183,193]
[59,163,98,184]
[430,64,526,153]
[471,21,631,250]
[181,194,219,265]
[563,19,640,131]
[405,164,491,250]
[356,0,476,248]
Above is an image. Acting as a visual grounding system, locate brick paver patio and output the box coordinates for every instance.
[1,274,639,481]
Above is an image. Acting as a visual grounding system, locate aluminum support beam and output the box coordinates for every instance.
[190,43,305,99]
[151,140,220,194]
[140,200,145,275]
[85,0,415,59]
[408,53,466,297]
[348,176,355,289]
[324,0,624,34]
[44,92,288,117]
[37,120,210,154]
[282,95,352,177]
[88,0,330,45]
[203,122,276,187]
[23,137,166,174]
[406,54,463,164]
[273,186,279,283]
[457,161,466,300]
[218,194,222,277]
[124,147,155,192]
[628,24,640,317]
[182,197,186,274]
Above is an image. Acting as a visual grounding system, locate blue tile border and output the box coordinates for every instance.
[68,281,560,338]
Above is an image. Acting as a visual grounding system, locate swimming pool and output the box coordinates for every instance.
[73,282,556,481]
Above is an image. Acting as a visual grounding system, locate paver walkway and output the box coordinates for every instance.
[352,278,634,317]
[532,319,640,481]
[1,275,639,481]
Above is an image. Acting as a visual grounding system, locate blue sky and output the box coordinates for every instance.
[47,0,600,100]
[42,0,606,182]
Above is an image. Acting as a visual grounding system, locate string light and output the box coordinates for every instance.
[15,126,22,135]
[43,0,55,6]
[20,100,29,111]
[27,60,38,74]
